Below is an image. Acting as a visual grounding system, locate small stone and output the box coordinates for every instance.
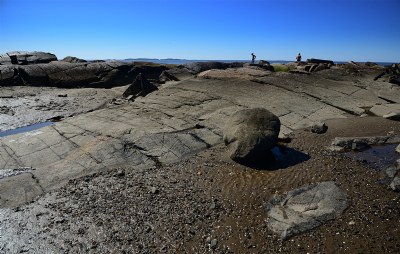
[311,122,328,134]
[385,166,398,179]
[150,187,159,194]
[396,144,400,154]
[116,170,125,177]
[348,221,355,225]
[210,239,218,249]
[389,177,400,191]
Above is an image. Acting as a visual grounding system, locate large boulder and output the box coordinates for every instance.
[122,73,158,98]
[0,51,57,65]
[223,108,280,164]
[266,181,348,240]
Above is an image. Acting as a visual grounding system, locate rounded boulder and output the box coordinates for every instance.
[223,108,280,164]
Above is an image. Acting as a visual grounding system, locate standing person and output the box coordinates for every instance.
[296,53,302,62]
[251,53,256,64]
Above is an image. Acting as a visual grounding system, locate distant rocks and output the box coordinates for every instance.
[266,181,348,240]
[122,73,158,99]
[61,56,87,63]
[0,51,169,88]
[184,61,243,74]
[374,63,400,85]
[307,58,334,65]
[0,51,57,65]
[223,108,280,165]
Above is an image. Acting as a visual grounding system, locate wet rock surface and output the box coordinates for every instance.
[266,181,348,240]
[1,118,400,253]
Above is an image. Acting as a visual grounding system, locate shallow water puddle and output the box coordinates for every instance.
[0,122,54,138]
[343,143,400,170]
[0,167,33,179]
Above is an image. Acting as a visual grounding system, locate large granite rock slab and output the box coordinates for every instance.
[0,51,57,65]
[223,108,280,164]
[266,181,348,240]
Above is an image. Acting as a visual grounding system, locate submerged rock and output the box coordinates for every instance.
[266,181,348,240]
[223,108,280,164]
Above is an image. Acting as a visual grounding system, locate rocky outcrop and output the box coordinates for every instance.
[223,108,280,164]
[184,61,243,74]
[374,63,400,85]
[159,70,179,83]
[266,181,348,240]
[61,56,87,63]
[122,73,158,98]
[0,61,168,88]
[307,58,334,65]
[0,51,57,65]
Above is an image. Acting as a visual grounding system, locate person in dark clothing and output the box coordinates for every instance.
[251,53,256,64]
[296,53,302,62]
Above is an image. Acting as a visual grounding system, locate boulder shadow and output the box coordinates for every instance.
[238,145,311,170]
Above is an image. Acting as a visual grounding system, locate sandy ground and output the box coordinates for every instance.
[1,115,399,253]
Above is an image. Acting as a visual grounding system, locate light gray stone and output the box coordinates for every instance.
[390,177,400,191]
[266,181,348,240]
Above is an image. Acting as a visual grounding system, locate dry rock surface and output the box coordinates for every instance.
[1,55,400,253]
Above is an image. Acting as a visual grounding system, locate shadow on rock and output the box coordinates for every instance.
[237,146,311,170]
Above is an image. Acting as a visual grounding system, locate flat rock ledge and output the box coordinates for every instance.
[265,181,348,240]
[328,135,400,152]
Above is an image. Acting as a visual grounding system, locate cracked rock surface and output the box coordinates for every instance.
[1,65,400,208]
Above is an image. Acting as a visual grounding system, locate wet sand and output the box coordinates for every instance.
[1,116,399,253]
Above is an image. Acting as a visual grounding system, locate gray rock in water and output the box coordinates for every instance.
[123,73,158,99]
[223,108,280,164]
[396,144,400,154]
[390,177,400,191]
[311,122,328,134]
[266,181,348,240]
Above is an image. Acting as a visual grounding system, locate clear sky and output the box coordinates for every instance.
[0,0,399,62]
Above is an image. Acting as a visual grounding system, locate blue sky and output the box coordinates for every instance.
[0,0,399,62]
